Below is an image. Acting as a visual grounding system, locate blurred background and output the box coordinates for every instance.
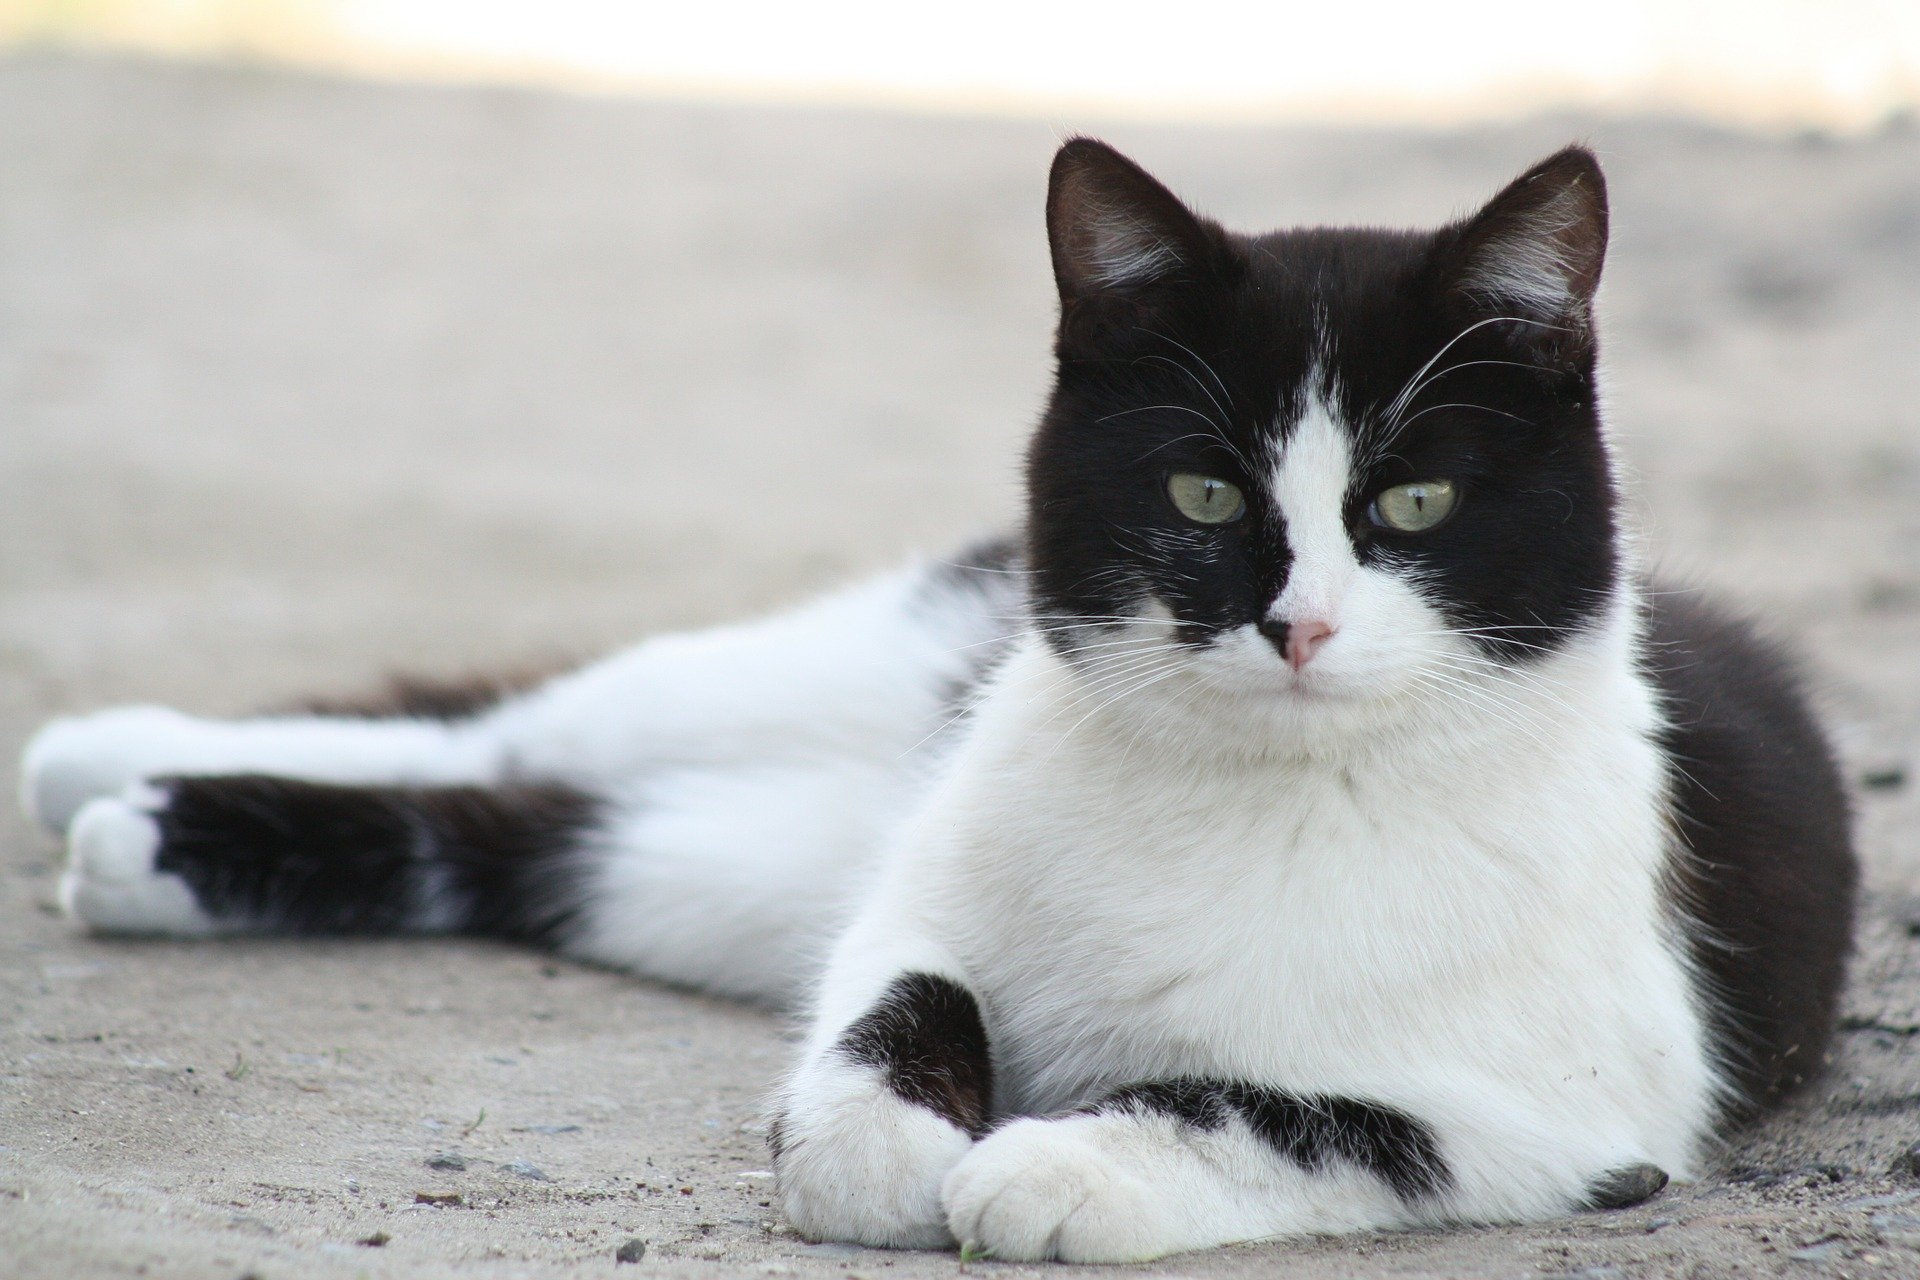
[6,0,1920,130]
[5,8,1920,1277]
[1,0,1915,754]
[3,0,1917,755]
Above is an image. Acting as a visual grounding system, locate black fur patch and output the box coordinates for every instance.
[149,775,601,941]
[1582,1163,1668,1210]
[294,668,562,721]
[1645,592,1857,1112]
[1092,1078,1451,1201]
[836,972,993,1136]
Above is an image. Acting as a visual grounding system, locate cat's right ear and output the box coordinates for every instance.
[1047,139,1215,308]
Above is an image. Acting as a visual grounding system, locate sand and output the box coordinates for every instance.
[2,50,1919,1279]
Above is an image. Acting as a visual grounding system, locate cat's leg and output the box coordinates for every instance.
[22,706,499,835]
[37,547,1021,1003]
[940,1079,1448,1263]
[477,550,1018,789]
[771,903,992,1249]
[55,758,906,1008]
[22,545,1019,833]
[59,775,603,940]
[941,1079,1671,1263]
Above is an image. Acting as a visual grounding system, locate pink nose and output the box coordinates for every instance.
[1283,620,1335,671]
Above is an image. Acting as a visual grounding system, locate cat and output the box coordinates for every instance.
[19,138,1856,1264]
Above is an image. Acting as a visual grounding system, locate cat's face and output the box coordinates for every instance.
[1025,141,1622,738]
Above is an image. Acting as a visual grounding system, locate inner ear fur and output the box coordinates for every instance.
[1437,146,1610,346]
[1047,138,1217,305]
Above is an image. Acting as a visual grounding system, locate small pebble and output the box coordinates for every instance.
[357,1231,390,1248]
[1861,768,1907,792]
[414,1191,462,1206]
[499,1158,552,1182]
[424,1152,467,1172]
[615,1238,648,1264]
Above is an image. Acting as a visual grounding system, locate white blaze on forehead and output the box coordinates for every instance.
[1267,392,1360,624]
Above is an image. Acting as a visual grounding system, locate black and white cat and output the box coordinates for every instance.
[20,139,1856,1263]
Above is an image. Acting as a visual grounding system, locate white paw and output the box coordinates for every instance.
[942,1117,1176,1263]
[21,706,204,833]
[775,1059,973,1250]
[60,787,216,936]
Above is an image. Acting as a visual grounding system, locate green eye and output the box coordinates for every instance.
[1166,473,1246,525]
[1370,480,1458,533]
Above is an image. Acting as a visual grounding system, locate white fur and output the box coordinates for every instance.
[1266,388,1360,629]
[775,1054,971,1250]
[1068,191,1183,291]
[23,705,492,834]
[61,784,217,936]
[21,421,1714,1259]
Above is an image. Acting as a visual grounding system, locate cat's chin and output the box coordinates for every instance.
[1187,656,1380,705]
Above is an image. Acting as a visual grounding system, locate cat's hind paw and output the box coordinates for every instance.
[21,706,201,833]
[60,786,215,937]
[941,1117,1174,1263]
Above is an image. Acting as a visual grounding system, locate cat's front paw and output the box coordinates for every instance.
[942,1117,1174,1263]
[21,706,201,833]
[774,1059,973,1250]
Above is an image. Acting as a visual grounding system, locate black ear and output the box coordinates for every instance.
[1439,146,1609,338]
[1047,138,1214,305]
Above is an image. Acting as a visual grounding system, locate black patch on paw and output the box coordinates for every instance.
[836,972,993,1136]
[151,775,600,941]
[1093,1078,1451,1201]
[1582,1163,1669,1210]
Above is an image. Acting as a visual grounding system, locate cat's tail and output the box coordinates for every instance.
[59,775,601,943]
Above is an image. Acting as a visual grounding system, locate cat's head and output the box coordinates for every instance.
[1025,140,1622,743]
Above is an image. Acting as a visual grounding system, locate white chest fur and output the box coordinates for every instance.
[895,635,1717,1192]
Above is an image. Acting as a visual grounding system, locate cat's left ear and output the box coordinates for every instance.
[1046,138,1217,307]
[1437,146,1609,348]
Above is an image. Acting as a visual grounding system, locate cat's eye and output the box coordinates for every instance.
[1369,480,1458,533]
[1166,473,1246,525]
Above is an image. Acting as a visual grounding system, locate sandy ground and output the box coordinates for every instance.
[2,51,1919,1279]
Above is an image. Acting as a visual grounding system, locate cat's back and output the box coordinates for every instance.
[1642,584,1857,1112]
